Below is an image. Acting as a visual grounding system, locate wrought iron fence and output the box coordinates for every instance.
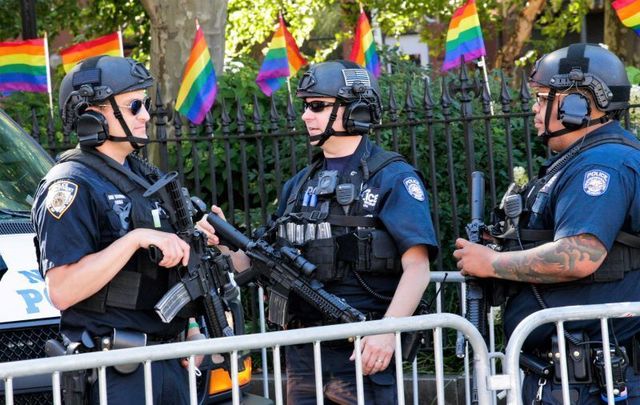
[25,65,640,272]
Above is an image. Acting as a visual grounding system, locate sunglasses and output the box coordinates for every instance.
[99,96,151,116]
[303,100,335,113]
[535,93,550,105]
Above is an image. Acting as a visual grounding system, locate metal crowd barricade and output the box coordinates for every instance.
[495,301,640,405]
[252,271,501,405]
[0,313,493,405]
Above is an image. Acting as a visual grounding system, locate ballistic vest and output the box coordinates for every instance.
[279,150,408,283]
[495,132,640,283]
[55,148,180,312]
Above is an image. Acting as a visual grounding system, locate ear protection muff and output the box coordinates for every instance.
[558,92,591,130]
[76,110,109,147]
[342,81,377,135]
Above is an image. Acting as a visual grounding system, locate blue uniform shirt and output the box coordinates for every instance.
[276,137,438,316]
[32,159,182,341]
[504,122,640,348]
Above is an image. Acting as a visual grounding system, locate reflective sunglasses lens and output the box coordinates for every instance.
[129,97,150,115]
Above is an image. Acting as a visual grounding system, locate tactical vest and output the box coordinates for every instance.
[494,132,640,283]
[55,148,180,313]
[279,151,409,283]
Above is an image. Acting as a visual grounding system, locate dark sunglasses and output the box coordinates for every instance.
[101,96,151,116]
[303,100,335,113]
[124,97,152,115]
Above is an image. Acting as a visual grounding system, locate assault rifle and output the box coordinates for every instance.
[148,173,244,345]
[456,171,491,405]
[206,214,366,327]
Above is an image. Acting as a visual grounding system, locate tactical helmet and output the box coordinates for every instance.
[59,56,154,130]
[296,60,382,144]
[529,43,630,112]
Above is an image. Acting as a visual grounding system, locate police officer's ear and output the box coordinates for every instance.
[76,109,109,147]
[558,92,591,130]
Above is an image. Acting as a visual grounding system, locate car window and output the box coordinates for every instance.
[0,110,52,212]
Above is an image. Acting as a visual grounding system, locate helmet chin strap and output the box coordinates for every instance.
[540,90,610,146]
[106,97,149,150]
[308,102,349,147]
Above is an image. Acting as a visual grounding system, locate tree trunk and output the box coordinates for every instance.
[604,1,640,68]
[141,0,227,108]
[495,0,546,71]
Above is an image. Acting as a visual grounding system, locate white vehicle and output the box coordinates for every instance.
[0,108,58,404]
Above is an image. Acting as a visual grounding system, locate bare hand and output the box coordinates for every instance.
[350,333,395,375]
[135,229,190,267]
[195,205,227,246]
[452,238,497,278]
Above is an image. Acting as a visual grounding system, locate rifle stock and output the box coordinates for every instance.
[206,213,366,327]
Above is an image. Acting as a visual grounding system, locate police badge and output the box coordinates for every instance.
[403,177,425,201]
[583,170,609,196]
[45,180,78,219]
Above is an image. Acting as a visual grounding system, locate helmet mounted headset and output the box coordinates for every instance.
[59,55,154,150]
[529,43,630,144]
[296,60,382,147]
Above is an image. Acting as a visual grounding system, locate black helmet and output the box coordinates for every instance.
[296,60,382,145]
[58,56,153,149]
[529,43,630,112]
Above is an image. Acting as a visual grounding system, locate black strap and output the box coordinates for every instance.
[58,147,153,192]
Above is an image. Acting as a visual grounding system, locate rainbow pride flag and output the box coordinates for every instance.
[613,0,640,36]
[176,24,217,125]
[442,0,486,72]
[348,9,381,78]
[256,15,307,96]
[0,38,48,94]
[60,32,123,73]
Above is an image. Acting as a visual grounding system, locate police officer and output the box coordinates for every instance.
[32,56,214,404]
[217,60,438,403]
[454,43,640,403]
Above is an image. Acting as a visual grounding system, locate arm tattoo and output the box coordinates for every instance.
[491,234,607,283]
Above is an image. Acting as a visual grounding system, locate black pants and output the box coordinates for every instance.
[89,358,189,405]
[285,343,397,405]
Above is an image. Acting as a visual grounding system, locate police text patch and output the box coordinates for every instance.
[361,188,380,209]
[583,170,609,196]
[403,177,425,201]
[45,180,78,219]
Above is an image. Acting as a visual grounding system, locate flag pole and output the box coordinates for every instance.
[478,56,494,115]
[117,26,124,57]
[280,11,293,104]
[43,32,54,118]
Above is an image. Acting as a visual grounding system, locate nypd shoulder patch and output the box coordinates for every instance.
[583,170,609,196]
[45,180,79,219]
[403,177,425,201]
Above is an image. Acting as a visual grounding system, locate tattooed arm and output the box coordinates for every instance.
[452,234,607,283]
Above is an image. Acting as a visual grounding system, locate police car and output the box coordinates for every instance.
[0,109,267,405]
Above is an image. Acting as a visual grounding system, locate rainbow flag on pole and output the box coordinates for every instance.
[256,14,307,96]
[442,0,486,72]
[0,38,48,94]
[175,22,217,125]
[60,32,123,73]
[348,8,381,78]
[613,0,640,36]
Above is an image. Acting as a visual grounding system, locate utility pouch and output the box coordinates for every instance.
[551,332,592,384]
[302,237,339,281]
[352,229,401,274]
[109,329,146,374]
